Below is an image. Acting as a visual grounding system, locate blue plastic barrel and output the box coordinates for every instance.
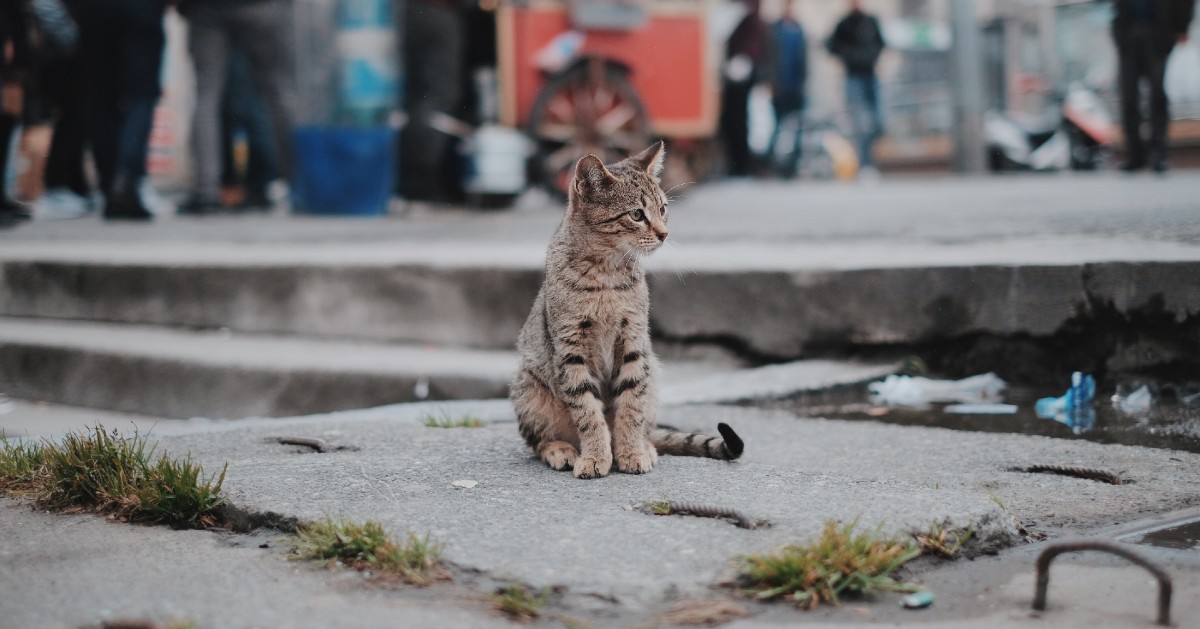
[291,126,396,216]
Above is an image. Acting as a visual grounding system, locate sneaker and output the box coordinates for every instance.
[35,187,94,220]
[140,181,176,216]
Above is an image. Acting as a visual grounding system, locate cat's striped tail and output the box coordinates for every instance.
[650,423,743,460]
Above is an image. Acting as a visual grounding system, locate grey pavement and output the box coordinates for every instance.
[3,399,1200,628]
[3,174,1200,627]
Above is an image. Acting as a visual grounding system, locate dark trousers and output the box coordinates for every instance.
[401,0,464,202]
[220,51,277,196]
[41,54,91,196]
[74,0,165,197]
[720,78,754,176]
[1117,28,1170,164]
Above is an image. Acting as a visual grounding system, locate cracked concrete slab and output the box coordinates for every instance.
[136,401,1200,607]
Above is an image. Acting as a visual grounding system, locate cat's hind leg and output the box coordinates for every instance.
[512,369,579,472]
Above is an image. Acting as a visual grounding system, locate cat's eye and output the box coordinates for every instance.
[629,209,645,222]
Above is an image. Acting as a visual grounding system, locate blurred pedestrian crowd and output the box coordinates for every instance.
[0,0,1194,229]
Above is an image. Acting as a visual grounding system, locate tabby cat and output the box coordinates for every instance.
[510,142,744,479]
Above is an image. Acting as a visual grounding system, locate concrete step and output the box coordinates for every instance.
[0,317,895,421]
[3,251,1198,368]
[0,317,516,419]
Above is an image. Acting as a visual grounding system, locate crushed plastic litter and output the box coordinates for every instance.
[868,373,1006,408]
[1035,372,1096,434]
[1113,385,1153,417]
[902,590,934,609]
[943,403,1018,414]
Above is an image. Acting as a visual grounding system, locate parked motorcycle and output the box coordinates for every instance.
[985,82,1115,172]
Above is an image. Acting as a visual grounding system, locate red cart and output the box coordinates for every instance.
[497,0,721,196]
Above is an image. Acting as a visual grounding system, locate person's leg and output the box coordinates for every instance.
[106,0,164,218]
[232,0,296,187]
[786,108,804,178]
[185,4,231,209]
[75,1,120,197]
[866,75,884,161]
[1145,45,1170,170]
[721,79,753,176]
[1116,43,1146,169]
[43,56,91,197]
[845,73,873,168]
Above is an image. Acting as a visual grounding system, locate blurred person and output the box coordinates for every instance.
[721,0,770,177]
[72,0,166,220]
[766,0,808,179]
[827,0,885,179]
[1112,0,1195,173]
[0,0,34,226]
[220,49,277,211]
[177,0,296,215]
[401,0,465,203]
[36,0,95,219]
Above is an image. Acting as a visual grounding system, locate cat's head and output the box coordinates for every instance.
[567,142,669,256]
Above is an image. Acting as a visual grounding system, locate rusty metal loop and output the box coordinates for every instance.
[1032,540,1172,626]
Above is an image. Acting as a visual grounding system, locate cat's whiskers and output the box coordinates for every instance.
[652,238,693,284]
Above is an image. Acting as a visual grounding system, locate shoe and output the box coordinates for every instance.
[35,187,94,220]
[0,198,32,220]
[1119,159,1145,173]
[177,195,224,216]
[1151,158,1169,175]
[103,187,153,221]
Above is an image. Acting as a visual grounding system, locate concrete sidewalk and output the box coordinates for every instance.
[3,398,1199,628]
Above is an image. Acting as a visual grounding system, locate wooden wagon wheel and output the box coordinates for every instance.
[527,59,651,200]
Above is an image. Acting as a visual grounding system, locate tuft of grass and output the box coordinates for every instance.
[420,409,484,429]
[493,584,547,622]
[293,518,445,586]
[738,519,921,609]
[0,435,49,492]
[913,521,974,558]
[1,426,225,528]
[648,498,672,515]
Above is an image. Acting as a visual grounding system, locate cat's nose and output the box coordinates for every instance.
[655,230,668,242]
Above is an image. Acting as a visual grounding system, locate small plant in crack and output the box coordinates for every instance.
[292,518,446,586]
[647,497,672,516]
[1,426,226,529]
[913,521,974,558]
[0,434,48,492]
[493,584,548,622]
[737,519,920,609]
[420,409,485,429]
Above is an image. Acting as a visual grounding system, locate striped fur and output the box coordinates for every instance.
[510,143,743,479]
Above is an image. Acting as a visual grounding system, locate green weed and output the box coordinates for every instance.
[647,498,672,516]
[738,519,921,609]
[913,521,974,558]
[293,518,445,586]
[0,434,48,492]
[493,584,547,621]
[1,426,225,528]
[420,409,484,429]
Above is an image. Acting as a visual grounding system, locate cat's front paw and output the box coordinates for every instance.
[615,449,655,474]
[573,453,612,479]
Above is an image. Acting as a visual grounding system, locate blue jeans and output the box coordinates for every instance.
[845,72,883,168]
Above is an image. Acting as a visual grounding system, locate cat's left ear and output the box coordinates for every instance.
[630,141,665,181]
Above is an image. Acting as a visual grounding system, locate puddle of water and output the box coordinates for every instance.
[1120,518,1200,550]
[768,381,1200,453]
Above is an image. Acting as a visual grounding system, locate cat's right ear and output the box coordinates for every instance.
[573,154,616,198]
